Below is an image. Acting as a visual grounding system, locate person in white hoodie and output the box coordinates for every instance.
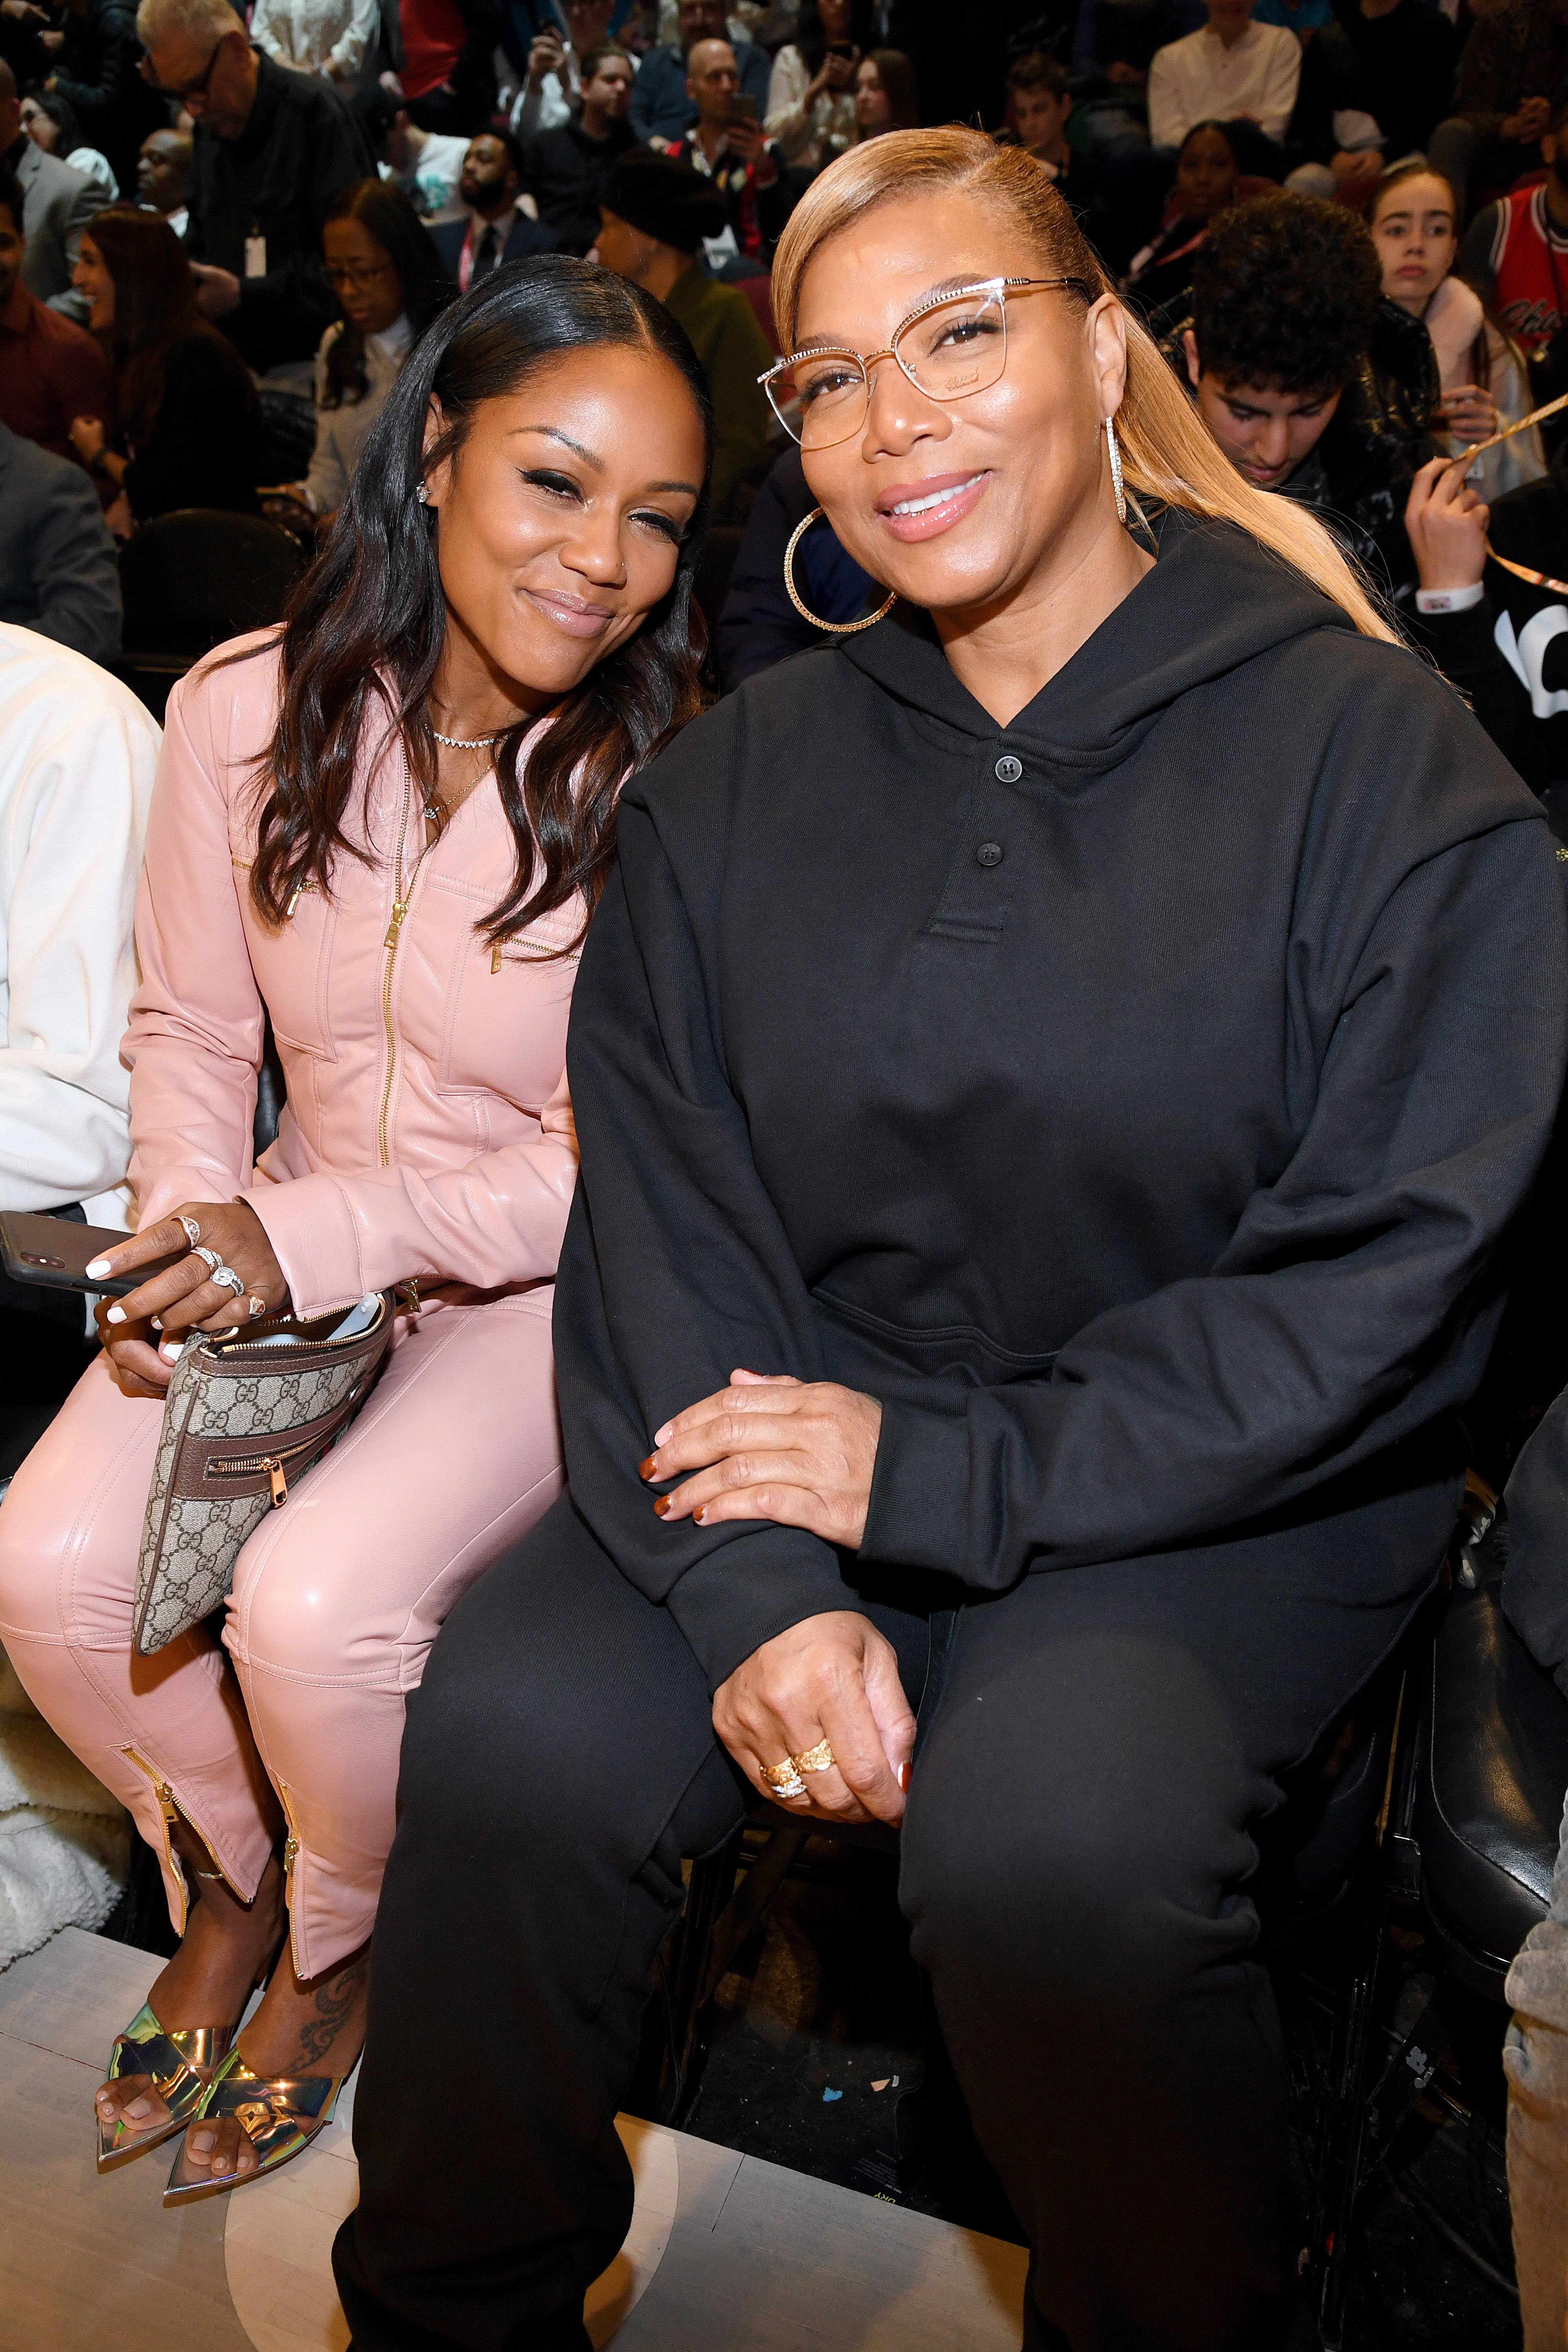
[0,622,157,1469]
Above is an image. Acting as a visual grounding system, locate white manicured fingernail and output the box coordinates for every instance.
[105,1304,125,1323]
[84,1257,111,1278]
[161,1343,180,1361]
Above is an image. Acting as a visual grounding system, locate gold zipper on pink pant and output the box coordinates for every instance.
[276,1779,304,1977]
[120,1746,235,1933]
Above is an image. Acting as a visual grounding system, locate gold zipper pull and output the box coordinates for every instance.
[491,942,503,974]
[265,1456,288,1507]
[385,899,408,951]
[153,1777,178,1825]
[399,1277,422,1316]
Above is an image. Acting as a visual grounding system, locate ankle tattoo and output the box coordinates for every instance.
[296,1956,368,2067]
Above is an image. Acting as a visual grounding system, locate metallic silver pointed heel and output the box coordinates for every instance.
[163,2044,346,2203]
[96,2005,237,2171]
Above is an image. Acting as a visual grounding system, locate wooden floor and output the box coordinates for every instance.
[0,1929,1028,2351]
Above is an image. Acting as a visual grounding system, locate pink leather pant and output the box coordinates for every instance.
[0,1293,562,1979]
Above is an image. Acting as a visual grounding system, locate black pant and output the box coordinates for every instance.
[334,1463,1454,2352]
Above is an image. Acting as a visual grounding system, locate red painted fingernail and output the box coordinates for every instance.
[653,1496,670,1517]
[639,1455,657,1479]
[897,1762,911,1792]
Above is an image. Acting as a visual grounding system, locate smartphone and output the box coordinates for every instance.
[0,1212,187,1300]
[727,90,758,123]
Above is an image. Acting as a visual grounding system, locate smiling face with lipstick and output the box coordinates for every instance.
[777,185,1154,723]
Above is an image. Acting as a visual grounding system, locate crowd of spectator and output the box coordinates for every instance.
[0,0,1564,796]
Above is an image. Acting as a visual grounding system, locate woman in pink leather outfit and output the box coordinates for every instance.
[0,256,712,2200]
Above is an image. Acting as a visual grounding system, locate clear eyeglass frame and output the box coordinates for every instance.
[759,274,1094,451]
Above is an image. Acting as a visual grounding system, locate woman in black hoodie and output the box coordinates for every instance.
[336,131,1568,2352]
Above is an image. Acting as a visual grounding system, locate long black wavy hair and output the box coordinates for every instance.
[245,255,713,955]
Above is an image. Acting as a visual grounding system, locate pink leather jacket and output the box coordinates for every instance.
[125,635,579,1318]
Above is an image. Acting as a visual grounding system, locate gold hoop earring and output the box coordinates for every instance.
[783,507,897,635]
[1105,415,1127,525]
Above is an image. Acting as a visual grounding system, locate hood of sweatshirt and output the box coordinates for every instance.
[838,508,1359,781]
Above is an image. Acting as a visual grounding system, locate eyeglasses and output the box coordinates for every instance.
[759,276,1093,451]
[324,260,393,291]
[138,35,226,100]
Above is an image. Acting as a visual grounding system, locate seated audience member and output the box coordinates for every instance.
[716,440,873,686]
[396,0,499,135]
[427,131,554,287]
[852,47,918,138]
[1148,0,1301,154]
[628,0,769,145]
[136,126,191,237]
[0,56,105,319]
[1460,86,1568,357]
[0,254,706,2217]
[666,37,792,266]
[1404,448,1568,795]
[1125,119,1239,312]
[377,105,467,217]
[40,0,166,197]
[67,206,264,533]
[1373,157,1544,497]
[0,417,120,660]
[1430,0,1568,215]
[1336,0,1459,171]
[269,176,452,519]
[0,620,158,1428]
[0,156,113,464]
[249,0,377,81]
[510,0,617,137]
[521,41,635,254]
[1171,187,1436,592]
[0,621,154,1200]
[1001,49,1109,251]
[21,89,116,196]
[765,0,871,171]
[1281,16,1385,204]
[136,0,375,374]
[590,149,772,521]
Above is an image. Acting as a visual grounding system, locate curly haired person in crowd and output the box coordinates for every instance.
[1166,189,1438,595]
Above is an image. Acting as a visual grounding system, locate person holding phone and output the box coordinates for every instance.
[0,256,713,2206]
[509,0,619,140]
[665,36,793,266]
[765,0,875,171]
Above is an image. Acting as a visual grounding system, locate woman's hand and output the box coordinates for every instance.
[104,493,133,541]
[69,414,106,466]
[91,1203,291,1385]
[713,1611,914,1826]
[1405,452,1489,593]
[641,1368,882,1547]
[1434,382,1497,446]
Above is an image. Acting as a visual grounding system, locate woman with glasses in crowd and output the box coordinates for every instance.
[334,128,1567,2352]
[67,206,263,536]
[0,256,711,2207]
[264,179,456,529]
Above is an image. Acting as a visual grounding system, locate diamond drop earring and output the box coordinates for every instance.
[1105,415,1126,525]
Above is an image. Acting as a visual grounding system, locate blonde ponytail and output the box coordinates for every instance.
[769,129,1398,646]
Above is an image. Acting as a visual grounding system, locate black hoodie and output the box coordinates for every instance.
[555,515,1568,1692]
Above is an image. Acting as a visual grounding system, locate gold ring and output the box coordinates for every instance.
[791,1739,835,1775]
[760,1757,804,1791]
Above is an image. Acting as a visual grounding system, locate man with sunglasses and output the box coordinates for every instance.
[135,0,373,373]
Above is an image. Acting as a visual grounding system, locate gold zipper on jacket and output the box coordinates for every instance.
[120,1746,233,1930]
[376,775,434,1169]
